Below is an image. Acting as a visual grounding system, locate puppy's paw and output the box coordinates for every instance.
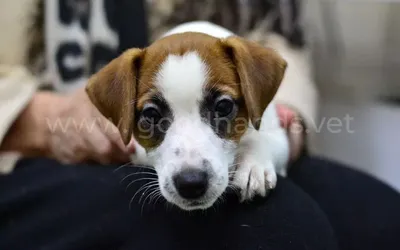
[232,160,277,202]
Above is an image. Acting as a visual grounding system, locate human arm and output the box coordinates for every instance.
[0,66,40,173]
[0,91,55,157]
[0,66,133,174]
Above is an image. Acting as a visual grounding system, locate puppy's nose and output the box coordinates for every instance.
[173,169,208,199]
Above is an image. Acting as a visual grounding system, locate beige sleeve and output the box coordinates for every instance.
[0,65,39,174]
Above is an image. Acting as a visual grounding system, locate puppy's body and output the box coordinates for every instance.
[135,20,289,181]
[87,22,289,211]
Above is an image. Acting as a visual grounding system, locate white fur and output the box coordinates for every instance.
[162,21,234,39]
[156,52,206,112]
[130,21,289,210]
[146,51,236,210]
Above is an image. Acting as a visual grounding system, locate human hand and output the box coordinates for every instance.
[276,104,305,162]
[45,87,134,164]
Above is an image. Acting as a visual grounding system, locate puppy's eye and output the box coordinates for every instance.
[142,106,162,124]
[214,98,234,118]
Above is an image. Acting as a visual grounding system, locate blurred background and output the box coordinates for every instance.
[304,1,400,191]
[1,0,399,190]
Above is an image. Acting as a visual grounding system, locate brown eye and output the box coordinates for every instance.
[214,98,234,118]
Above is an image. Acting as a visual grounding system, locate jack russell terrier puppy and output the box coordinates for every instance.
[86,21,290,211]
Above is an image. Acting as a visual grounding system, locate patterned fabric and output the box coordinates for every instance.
[43,0,121,93]
[147,0,304,46]
[25,0,305,93]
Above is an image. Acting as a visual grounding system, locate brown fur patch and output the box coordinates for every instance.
[220,36,287,129]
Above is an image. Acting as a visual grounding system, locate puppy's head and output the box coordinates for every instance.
[86,32,286,210]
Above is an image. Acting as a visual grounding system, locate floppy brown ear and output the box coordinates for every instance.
[220,36,287,130]
[85,48,144,144]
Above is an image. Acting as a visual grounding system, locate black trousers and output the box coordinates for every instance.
[1,156,399,250]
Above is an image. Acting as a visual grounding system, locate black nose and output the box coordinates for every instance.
[173,169,208,199]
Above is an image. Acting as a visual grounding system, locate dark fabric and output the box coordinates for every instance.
[0,157,339,250]
[0,159,135,250]
[116,0,149,53]
[1,156,400,250]
[288,156,400,250]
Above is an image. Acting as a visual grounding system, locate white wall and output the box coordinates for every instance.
[304,1,400,191]
[304,1,400,102]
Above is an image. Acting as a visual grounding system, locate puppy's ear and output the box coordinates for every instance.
[85,48,144,144]
[220,36,287,129]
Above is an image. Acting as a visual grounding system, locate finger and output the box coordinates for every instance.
[93,123,130,164]
[287,121,305,162]
[70,135,91,164]
[126,137,136,154]
[101,120,131,163]
[276,104,306,162]
[84,126,116,165]
[276,104,296,129]
[109,133,131,163]
[49,135,71,164]
[53,134,88,164]
[57,147,87,165]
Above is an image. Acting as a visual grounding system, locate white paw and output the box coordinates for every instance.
[232,160,277,202]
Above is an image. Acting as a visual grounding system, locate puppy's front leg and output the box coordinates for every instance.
[232,132,278,201]
[232,103,290,202]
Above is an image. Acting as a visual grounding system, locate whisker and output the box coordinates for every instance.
[113,162,133,173]
[150,192,162,207]
[228,170,240,174]
[129,182,158,210]
[228,184,241,197]
[211,196,218,213]
[144,188,160,206]
[153,193,164,208]
[228,184,240,192]
[130,183,157,208]
[125,178,157,191]
[229,161,245,168]
[219,192,226,203]
[131,181,158,198]
[120,170,145,183]
[135,76,154,90]
[147,189,160,204]
[120,171,158,184]
[214,198,221,211]
[139,184,159,204]
[134,165,156,171]
[140,186,159,214]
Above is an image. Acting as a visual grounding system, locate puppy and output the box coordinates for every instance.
[86,21,290,211]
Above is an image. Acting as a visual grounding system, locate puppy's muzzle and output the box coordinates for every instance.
[173,168,209,199]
